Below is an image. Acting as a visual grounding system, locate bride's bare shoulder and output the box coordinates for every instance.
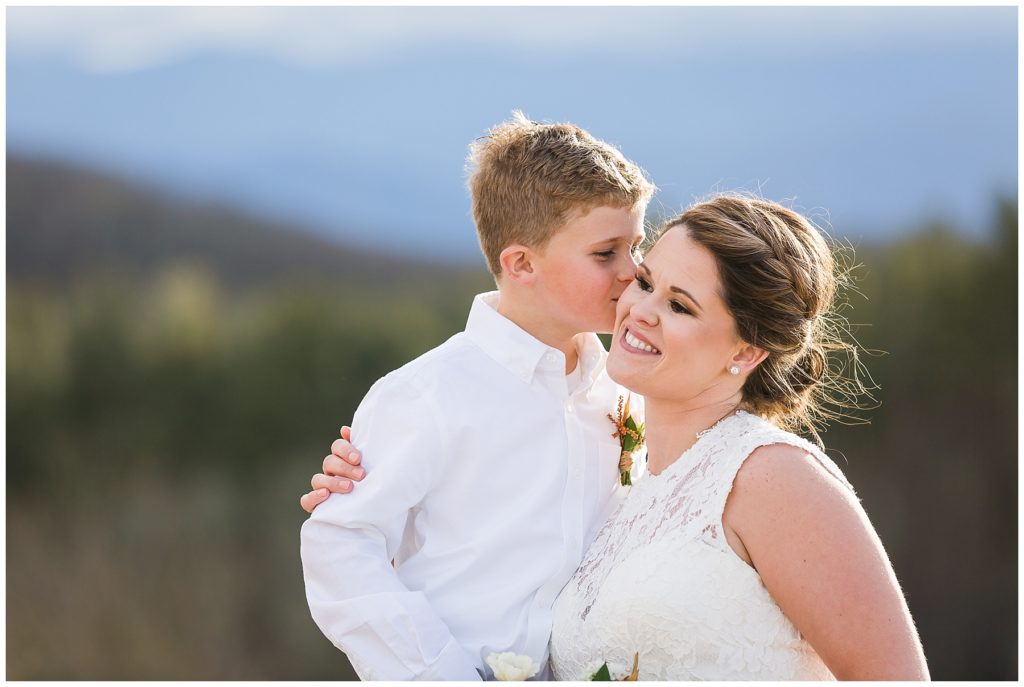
[737,441,850,495]
[725,441,860,538]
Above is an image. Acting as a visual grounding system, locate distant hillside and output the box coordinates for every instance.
[7,155,489,291]
[7,29,1017,256]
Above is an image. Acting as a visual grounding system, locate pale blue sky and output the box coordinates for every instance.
[7,6,1017,260]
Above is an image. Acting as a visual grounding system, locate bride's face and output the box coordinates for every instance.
[607,226,746,404]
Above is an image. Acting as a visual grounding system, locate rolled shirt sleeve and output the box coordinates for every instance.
[300,373,482,681]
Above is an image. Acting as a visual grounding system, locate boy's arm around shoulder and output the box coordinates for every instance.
[300,373,481,681]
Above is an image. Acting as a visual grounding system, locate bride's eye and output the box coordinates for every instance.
[669,300,691,315]
[635,276,652,292]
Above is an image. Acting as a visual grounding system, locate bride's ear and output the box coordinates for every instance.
[728,344,768,376]
[499,244,538,285]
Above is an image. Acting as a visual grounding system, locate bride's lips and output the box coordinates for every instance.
[619,325,661,355]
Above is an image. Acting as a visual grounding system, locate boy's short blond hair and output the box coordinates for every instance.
[467,112,655,278]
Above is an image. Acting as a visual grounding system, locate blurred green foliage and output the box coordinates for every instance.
[7,267,490,679]
[820,200,1018,680]
[5,159,1016,679]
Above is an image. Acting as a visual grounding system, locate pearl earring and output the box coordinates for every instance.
[729,365,740,375]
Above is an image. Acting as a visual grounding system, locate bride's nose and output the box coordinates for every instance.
[630,293,659,327]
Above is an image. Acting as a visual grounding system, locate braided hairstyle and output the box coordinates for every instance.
[665,194,872,443]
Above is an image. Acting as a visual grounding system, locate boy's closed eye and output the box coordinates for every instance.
[593,240,643,262]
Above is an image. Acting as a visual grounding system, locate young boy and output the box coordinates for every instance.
[300,113,654,680]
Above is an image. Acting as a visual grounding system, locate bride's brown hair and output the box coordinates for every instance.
[664,194,873,444]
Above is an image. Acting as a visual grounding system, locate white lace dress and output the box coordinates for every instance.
[549,410,855,681]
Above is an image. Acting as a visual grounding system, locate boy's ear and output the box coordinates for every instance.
[729,343,768,375]
[498,244,537,284]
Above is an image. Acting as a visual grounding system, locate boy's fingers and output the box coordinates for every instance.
[331,438,361,465]
[313,472,359,492]
[340,425,352,441]
[299,488,329,514]
[320,458,365,481]
[323,454,345,475]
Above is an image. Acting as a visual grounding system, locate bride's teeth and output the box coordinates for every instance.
[625,330,660,354]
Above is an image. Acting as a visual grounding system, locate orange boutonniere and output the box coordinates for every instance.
[608,394,645,486]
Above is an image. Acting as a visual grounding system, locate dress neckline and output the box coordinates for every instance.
[643,410,750,482]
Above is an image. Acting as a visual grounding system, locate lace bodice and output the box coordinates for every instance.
[550,411,854,681]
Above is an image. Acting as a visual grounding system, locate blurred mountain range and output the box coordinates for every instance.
[6,28,1016,261]
[7,155,490,291]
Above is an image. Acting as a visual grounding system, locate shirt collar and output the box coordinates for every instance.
[464,291,607,386]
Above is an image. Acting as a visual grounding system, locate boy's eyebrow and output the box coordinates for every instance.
[638,262,703,311]
[591,235,641,246]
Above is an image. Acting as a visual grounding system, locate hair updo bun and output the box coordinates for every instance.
[664,194,872,443]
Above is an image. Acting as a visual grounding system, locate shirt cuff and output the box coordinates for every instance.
[419,636,482,681]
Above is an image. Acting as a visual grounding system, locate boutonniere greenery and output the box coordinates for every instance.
[608,394,645,486]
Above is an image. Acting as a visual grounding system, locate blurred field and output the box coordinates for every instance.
[6,158,1017,679]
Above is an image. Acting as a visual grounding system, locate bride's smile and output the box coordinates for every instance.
[620,327,660,355]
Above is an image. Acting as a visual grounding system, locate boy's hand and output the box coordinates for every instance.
[299,426,365,513]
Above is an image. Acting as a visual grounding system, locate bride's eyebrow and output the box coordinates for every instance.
[638,262,703,311]
[670,285,703,312]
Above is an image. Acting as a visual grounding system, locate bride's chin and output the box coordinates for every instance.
[606,359,645,393]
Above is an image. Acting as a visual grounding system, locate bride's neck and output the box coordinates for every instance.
[643,393,744,475]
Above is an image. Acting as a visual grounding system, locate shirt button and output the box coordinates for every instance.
[566,404,575,413]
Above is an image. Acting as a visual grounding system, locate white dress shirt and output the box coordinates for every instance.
[301,291,634,680]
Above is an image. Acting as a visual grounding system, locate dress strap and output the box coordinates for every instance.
[697,411,857,553]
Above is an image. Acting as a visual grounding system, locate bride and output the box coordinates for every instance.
[303,195,929,680]
[547,195,927,680]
